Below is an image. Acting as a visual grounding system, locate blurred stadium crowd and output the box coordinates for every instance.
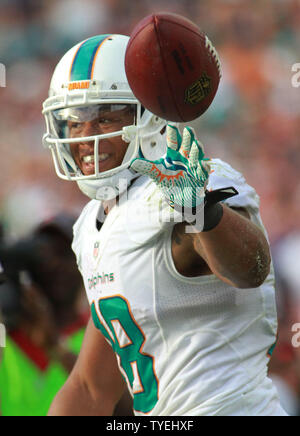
[0,0,299,416]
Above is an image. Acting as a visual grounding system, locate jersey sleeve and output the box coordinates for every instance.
[207,159,260,214]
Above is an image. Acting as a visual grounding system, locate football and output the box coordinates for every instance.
[125,12,222,122]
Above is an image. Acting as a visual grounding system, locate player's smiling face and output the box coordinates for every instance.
[68,105,135,175]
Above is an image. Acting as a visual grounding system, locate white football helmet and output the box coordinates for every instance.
[42,34,168,200]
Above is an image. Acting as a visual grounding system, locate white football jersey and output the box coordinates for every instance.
[72,159,287,416]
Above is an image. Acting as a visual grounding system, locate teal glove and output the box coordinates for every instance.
[130,125,211,214]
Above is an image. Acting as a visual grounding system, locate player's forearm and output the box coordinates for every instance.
[48,374,114,416]
[193,205,271,288]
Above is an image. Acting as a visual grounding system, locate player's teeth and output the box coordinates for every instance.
[83,155,94,163]
[83,154,109,163]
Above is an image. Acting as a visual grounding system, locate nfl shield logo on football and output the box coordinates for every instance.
[185,73,212,105]
[93,242,100,259]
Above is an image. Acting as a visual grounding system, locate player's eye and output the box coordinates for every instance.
[67,119,79,127]
[98,114,122,125]
[98,118,115,124]
[70,122,81,129]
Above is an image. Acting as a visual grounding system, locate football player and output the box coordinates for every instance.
[43,34,287,416]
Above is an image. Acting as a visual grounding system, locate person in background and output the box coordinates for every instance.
[0,215,90,416]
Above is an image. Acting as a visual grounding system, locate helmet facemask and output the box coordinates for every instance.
[42,34,168,200]
[44,101,140,182]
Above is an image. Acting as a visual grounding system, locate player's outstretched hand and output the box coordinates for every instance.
[130,125,211,211]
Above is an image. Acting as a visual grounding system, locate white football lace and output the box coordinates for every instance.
[205,36,222,79]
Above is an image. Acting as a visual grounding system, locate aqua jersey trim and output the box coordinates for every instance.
[267,340,277,357]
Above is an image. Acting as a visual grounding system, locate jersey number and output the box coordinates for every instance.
[91,296,158,413]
